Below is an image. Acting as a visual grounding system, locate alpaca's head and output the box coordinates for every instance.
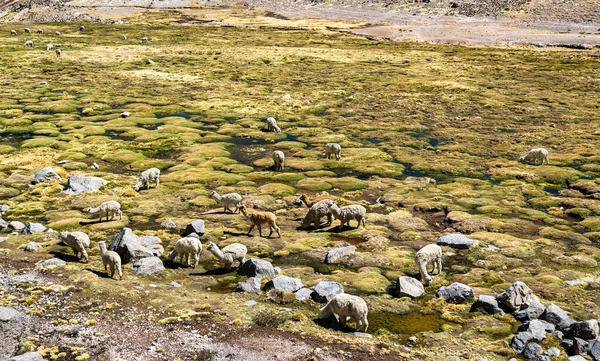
[86,207,92,213]
[208,190,217,198]
[293,194,307,206]
[97,241,106,251]
[518,156,526,163]
[206,241,216,251]
[325,200,335,208]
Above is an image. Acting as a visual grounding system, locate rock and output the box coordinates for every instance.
[408,336,417,343]
[183,219,205,237]
[561,339,575,354]
[131,257,165,276]
[354,332,372,338]
[553,330,564,340]
[311,281,344,303]
[265,275,303,293]
[22,222,46,235]
[566,320,599,340]
[448,356,460,361]
[542,304,575,331]
[514,299,546,322]
[121,111,130,118]
[244,300,257,307]
[572,337,590,355]
[63,175,107,195]
[8,221,25,231]
[512,332,540,353]
[496,281,536,311]
[237,258,275,279]
[325,245,356,264]
[141,236,164,257]
[470,295,505,315]
[36,258,66,268]
[437,233,478,249]
[0,307,31,359]
[568,356,587,361]
[0,204,9,215]
[33,167,61,184]
[396,276,424,298]
[436,282,474,304]
[588,339,600,360]
[186,232,201,239]
[235,277,261,294]
[147,59,155,64]
[518,319,552,338]
[90,162,99,169]
[5,352,43,361]
[161,220,177,230]
[295,287,313,301]
[24,242,42,252]
[523,342,543,359]
[0,237,7,243]
[545,347,560,357]
[530,356,551,361]
[274,267,281,275]
[169,281,181,288]
[109,228,154,264]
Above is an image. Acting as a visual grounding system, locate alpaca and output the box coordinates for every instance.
[320,293,369,332]
[519,148,549,165]
[206,241,247,269]
[98,241,122,280]
[209,190,242,213]
[325,200,366,228]
[293,193,334,208]
[272,150,285,171]
[300,200,334,229]
[168,237,203,268]
[86,201,122,222]
[239,205,281,238]
[415,243,442,285]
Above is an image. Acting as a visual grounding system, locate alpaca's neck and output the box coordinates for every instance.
[212,192,222,201]
[241,208,250,218]
[329,205,341,216]
[301,196,313,207]
[209,246,224,259]
[99,244,107,255]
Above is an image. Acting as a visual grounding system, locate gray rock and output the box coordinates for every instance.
[33,167,61,184]
[109,228,154,264]
[238,258,275,279]
[63,175,107,195]
[169,281,181,288]
[408,336,417,343]
[448,356,460,361]
[561,339,574,354]
[470,295,505,315]
[552,330,564,339]
[183,219,205,237]
[437,233,478,249]
[514,299,546,322]
[141,236,164,257]
[530,356,551,361]
[572,337,590,355]
[130,257,164,276]
[566,320,599,340]
[0,237,7,243]
[325,245,356,264]
[265,275,303,293]
[22,222,46,235]
[518,319,551,339]
[496,281,536,311]
[121,111,130,118]
[396,276,424,298]
[354,332,372,338]
[244,300,257,307]
[36,258,66,268]
[0,307,31,359]
[8,221,25,231]
[311,281,344,303]
[186,232,201,239]
[5,352,43,361]
[542,304,575,331]
[545,347,561,357]
[0,204,9,215]
[568,356,587,361]
[295,288,313,301]
[436,282,474,304]
[24,242,42,252]
[511,332,538,353]
[161,220,177,230]
[523,342,542,359]
[589,339,600,361]
[235,277,262,294]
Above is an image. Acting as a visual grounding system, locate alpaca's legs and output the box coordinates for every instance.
[247,224,255,236]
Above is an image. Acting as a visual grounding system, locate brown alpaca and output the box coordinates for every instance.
[239,205,281,238]
[293,193,334,208]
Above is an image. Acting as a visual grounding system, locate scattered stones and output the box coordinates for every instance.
[131,257,165,276]
[36,258,66,268]
[237,258,275,279]
[243,300,257,307]
[542,304,575,331]
[496,281,536,311]
[22,222,46,235]
[514,299,546,322]
[182,219,205,237]
[566,320,599,340]
[436,282,474,304]
[63,175,108,195]
[235,277,262,294]
[295,288,313,301]
[33,167,61,184]
[24,242,42,252]
[311,281,343,303]
[264,275,304,293]
[109,228,154,264]
[545,347,561,357]
[396,276,425,298]
[470,295,505,315]
[437,233,478,249]
[5,352,43,361]
[0,307,31,359]
[8,221,25,231]
[325,245,356,264]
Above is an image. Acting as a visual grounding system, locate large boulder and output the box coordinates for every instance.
[237,258,275,279]
[5,352,44,361]
[325,246,356,264]
[234,277,262,294]
[33,167,61,184]
[131,257,165,276]
[470,295,505,315]
[514,299,546,322]
[22,222,46,235]
[63,175,107,195]
[265,275,304,293]
[8,221,25,231]
[437,233,478,249]
[496,281,536,311]
[396,276,424,298]
[0,307,31,359]
[542,304,575,331]
[436,282,474,304]
[182,219,205,238]
[311,281,344,303]
[523,342,543,359]
[109,228,154,264]
[566,320,599,340]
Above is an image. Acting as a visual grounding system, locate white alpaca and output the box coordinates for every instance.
[133,167,160,191]
[56,49,62,57]
[320,293,369,332]
[46,43,54,51]
[60,231,90,262]
[266,117,281,133]
[206,241,247,269]
[325,200,366,228]
[209,190,242,213]
[301,200,333,229]
[86,200,123,221]
[24,40,34,47]
[55,31,61,36]
[519,148,549,165]
[24,28,31,33]
[415,244,442,285]
[272,150,285,171]
[10,30,17,36]
[36,29,44,34]
[168,237,203,268]
[98,241,122,280]
[323,143,342,161]
[79,25,85,31]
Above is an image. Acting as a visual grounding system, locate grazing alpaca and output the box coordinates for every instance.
[209,190,242,213]
[518,148,549,165]
[206,241,247,269]
[239,205,281,238]
[319,293,369,332]
[293,193,334,207]
[98,241,122,280]
[415,243,443,285]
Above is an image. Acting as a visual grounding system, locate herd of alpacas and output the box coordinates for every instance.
[10,26,552,332]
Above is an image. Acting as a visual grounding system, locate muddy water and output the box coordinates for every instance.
[369,310,452,335]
